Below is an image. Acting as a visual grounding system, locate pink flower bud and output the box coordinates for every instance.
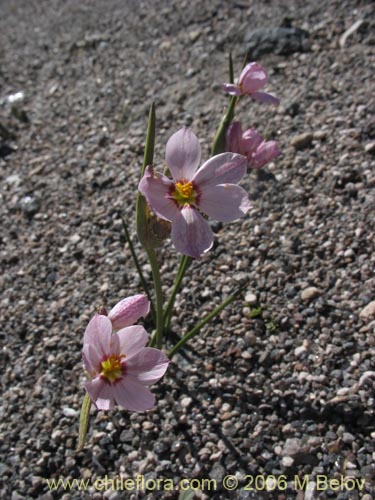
[226,121,280,169]
[248,140,281,169]
[108,294,150,330]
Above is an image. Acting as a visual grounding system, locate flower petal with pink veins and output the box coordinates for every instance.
[83,343,102,376]
[126,348,169,385]
[225,122,243,154]
[108,294,150,330]
[165,128,201,181]
[83,314,112,358]
[241,128,263,153]
[113,377,155,411]
[193,152,247,188]
[171,206,213,259]
[85,378,115,410]
[138,166,180,222]
[240,62,268,94]
[251,91,279,105]
[222,83,242,96]
[199,184,252,222]
[113,325,148,360]
[250,140,281,169]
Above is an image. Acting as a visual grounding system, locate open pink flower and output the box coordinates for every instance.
[138,128,251,259]
[226,122,280,169]
[83,310,169,411]
[222,62,279,105]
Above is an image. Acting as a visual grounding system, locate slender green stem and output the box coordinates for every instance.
[77,393,91,451]
[211,95,238,156]
[146,247,164,349]
[163,255,191,333]
[168,281,248,359]
[141,102,155,176]
[211,52,248,155]
[136,103,155,249]
[120,216,156,324]
[229,52,234,84]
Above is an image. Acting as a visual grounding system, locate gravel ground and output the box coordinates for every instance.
[1,0,374,499]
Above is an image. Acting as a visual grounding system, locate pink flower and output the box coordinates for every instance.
[226,122,280,169]
[138,128,251,259]
[222,62,279,105]
[107,294,150,330]
[83,308,169,411]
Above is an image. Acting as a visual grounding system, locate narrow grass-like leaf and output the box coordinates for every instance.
[146,246,164,349]
[136,103,156,248]
[77,393,91,451]
[163,255,191,333]
[142,102,155,175]
[229,51,234,84]
[211,52,249,156]
[120,215,156,324]
[168,280,249,359]
[211,95,237,155]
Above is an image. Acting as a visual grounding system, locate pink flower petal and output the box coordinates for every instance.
[222,83,242,96]
[240,62,268,94]
[138,166,180,222]
[241,128,264,153]
[83,314,112,359]
[126,347,169,385]
[85,378,115,410]
[249,140,281,168]
[166,128,201,181]
[199,184,252,222]
[113,325,148,359]
[82,343,102,376]
[171,206,213,258]
[225,121,243,154]
[193,153,247,189]
[251,91,279,105]
[112,377,155,411]
[108,294,150,330]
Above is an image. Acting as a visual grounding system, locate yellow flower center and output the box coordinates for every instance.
[101,354,125,382]
[172,181,197,206]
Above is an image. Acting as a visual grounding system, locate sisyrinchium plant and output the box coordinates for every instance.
[78,57,281,449]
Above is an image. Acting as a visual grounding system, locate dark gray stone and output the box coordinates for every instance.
[244,27,310,58]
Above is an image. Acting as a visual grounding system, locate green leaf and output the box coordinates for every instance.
[142,102,156,175]
[120,215,156,324]
[229,52,234,84]
[249,306,263,318]
[211,95,237,156]
[77,393,91,451]
[136,103,156,249]
[163,255,191,333]
[168,280,249,359]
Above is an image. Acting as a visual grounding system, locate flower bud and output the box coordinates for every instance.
[226,121,280,169]
[108,295,150,330]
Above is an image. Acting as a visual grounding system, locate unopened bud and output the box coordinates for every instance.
[108,295,150,330]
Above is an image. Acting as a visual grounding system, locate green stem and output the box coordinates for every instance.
[211,95,238,156]
[168,281,248,359]
[229,52,234,84]
[146,247,164,349]
[163,255,191,333]
[120,216,156,324]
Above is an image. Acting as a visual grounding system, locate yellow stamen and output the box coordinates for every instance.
[101,354,125,383]
[172,181,197,205]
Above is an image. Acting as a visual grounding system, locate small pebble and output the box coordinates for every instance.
[301,287,321,301]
